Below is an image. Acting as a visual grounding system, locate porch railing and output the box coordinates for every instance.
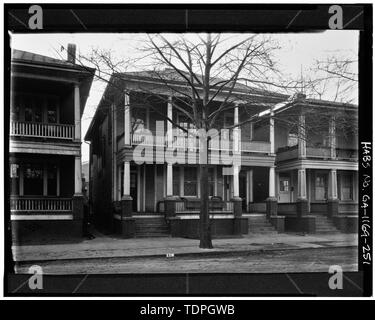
[306,146,331,158]
[174,200,234,213]
[10,197,73,212]
[336,148,358,160]
[10,121,74,140]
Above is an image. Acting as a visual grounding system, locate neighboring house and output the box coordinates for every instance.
[9,45,95,244]
[82,160,90,193]
[274,95,358,233]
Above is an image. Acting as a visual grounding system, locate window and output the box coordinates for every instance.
[132,108,147,132]
[223,113,234,140]
[34,99,43,122]
[24,164,44,196]
[13,94,60,123]
[11,96,21,121]
[173,166,180,196]
[315,173,327,200]
[25,106,33,122]
[340,173,353,200]
[279,176,289,192]
[47,165,58,196]
[184,167,197,196]
[10,164,19,195]
[287,133,298,147]
[47,98,57,123]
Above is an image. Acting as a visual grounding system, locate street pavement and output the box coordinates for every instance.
[13,247,358,274]
[12,232,358,263]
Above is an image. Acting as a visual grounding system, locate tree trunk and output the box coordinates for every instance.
[199,136,213,249]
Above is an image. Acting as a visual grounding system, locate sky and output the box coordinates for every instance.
[10,31,359,162]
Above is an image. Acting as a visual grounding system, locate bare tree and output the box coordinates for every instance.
[63,34,300,248]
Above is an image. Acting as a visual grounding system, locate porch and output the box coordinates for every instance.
[9,153,84,221]
[113,163,272,215]
[10,196,73,219]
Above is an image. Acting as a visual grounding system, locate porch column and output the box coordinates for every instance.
[121,161,133,217]
[269,166,276,198]
[246,169,253,212]
[73,155,84,220]
[327,169,339,218]
[167,96,173,147]
[270,110,275,154]
[297,168,308,217]
[233,104,240,154]
[74,84,81,141]
[164,163,178,217]
[266,166,277,218]
[230,164,242,218]
[329,116,336,159]
[298,114,306,158]
[124,92,131,145]
[164,97,178,217]
[122,161,131,197]
[74,156,82,195]
[112,103,117,201]
[166,164,173,196]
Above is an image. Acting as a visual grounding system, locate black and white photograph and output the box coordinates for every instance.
[2,3,372,299]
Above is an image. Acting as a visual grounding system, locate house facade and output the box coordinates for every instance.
[274,96,358,233]
[86,70,358,238]
[9,46,95,244]
[85,70,288,238]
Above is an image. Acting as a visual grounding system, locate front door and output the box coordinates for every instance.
[239,173,247,211]
[278,174,291,203]
[130,171,137,212]
[223,174,232,201]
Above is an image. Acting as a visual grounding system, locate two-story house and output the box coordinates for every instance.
[85,69,288,238]
[9,45,95,244]
[274,94,358,233]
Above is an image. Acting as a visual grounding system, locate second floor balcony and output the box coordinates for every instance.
[117,130,271,154]
[276,144,358,162]
[10,121,75,141]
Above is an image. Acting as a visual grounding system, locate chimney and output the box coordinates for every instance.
[67,43,76,64]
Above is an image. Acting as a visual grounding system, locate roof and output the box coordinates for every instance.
[118,68,288,99]
[85,68,358,140]
[12,49,94,73]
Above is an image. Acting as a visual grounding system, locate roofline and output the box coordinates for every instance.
[11,58,96,75]
[116,72,289,99]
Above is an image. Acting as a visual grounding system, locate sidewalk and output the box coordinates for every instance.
[12,232,358,263]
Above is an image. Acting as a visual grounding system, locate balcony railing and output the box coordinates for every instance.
[276,145,298,162]
[10,121,74,140]
[336,148,358,160]
[306,146,331,158]
[127,131,270,153]
[10,197,73,212]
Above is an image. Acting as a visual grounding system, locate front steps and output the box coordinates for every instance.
[314,215,341,234]
[246,214,278,234]
[134,216,170,237]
